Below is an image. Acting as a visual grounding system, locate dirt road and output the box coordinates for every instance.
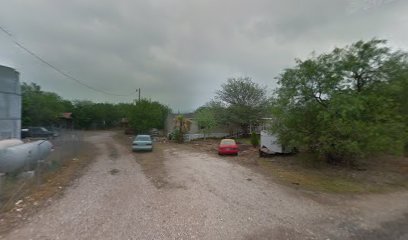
[3,131,408,239]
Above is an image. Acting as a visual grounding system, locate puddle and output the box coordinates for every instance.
[109,169,120,175]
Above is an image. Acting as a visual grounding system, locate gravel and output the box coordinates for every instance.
[2,131,408,240]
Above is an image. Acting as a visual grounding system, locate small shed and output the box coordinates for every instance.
[59,112,74,129]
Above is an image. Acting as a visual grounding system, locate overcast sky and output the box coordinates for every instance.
[0,0,407,111]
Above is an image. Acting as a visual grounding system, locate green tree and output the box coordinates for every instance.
[21,83,70,126]
[72,101,122,129]
[216,77,270,134]
[128,99,170,134]
[195,107,217,140]
[381,54,408,154]
[272,39,407,164]
[116,103,134,120]
[21,82,170,131]
[72,100,96,129]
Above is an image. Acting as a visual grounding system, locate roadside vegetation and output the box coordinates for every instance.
[271,39,408,165]
[21,83,170,132]
[257,154,408,193]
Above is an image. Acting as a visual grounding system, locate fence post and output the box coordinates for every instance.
[0,173,5,197]
[35,140,47,186]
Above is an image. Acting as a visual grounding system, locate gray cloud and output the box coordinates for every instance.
[0,0,407,111]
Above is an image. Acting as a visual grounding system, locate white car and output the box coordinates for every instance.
[132,135,153,152]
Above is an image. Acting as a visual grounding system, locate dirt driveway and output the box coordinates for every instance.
[2,131,408,240]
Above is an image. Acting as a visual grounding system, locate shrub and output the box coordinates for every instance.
[250,132,259,147]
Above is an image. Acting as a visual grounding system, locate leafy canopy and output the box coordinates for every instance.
[272,39,408,163]
[195,107,218,139]
[128,99,170,134]
[21,82,170,131]
[215,77,270,133]
[22,83,73,126]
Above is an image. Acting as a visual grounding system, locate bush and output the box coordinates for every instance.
[405,142,408,157]
[171,129,183,143]
[250,132,259,147]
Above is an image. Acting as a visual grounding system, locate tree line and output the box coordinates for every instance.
[21,82,170,132]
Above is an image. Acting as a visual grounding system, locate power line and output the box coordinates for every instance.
[0,25,137,97]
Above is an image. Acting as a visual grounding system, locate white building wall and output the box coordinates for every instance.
[0,65,21,140]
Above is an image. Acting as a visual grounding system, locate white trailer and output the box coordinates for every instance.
[259,130,293,157]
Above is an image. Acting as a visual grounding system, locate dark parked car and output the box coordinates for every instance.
[21,127,58,139]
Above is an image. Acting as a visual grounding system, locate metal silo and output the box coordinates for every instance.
[0,65,21,140]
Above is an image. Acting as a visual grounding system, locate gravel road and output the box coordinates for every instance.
[2,131,408,240]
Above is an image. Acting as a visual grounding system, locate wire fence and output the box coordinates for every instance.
[0,129,84,213]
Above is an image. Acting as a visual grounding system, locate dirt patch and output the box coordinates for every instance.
[134,144,189,190]
[182,139,408,194]
[245,226,313,240]
[349,213,408,239]
[0,140,97,236]
[107,143,119,160]
[113,132,181,190]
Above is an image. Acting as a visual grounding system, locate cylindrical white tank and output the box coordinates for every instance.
[0,140,53,173]
[0,139,23,150]
[0,65,21,140]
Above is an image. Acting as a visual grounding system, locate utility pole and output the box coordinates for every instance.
[135,88,141,103]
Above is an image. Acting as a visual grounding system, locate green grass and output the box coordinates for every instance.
[235,137,252,145]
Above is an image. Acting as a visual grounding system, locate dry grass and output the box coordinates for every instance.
[260,153,408,193]
[186,139,408,194]
[113,132,173,189]
[257,159,368,193]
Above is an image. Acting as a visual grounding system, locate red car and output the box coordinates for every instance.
[218,139,239,156]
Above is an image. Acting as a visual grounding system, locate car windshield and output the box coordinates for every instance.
[135,136,151,141]
[221,139,235,145]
